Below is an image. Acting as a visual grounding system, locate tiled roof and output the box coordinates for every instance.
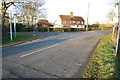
[37,19,50,25]
[60,15,85,22]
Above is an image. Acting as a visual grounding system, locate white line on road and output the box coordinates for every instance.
[69,37,81,41]
[20,36,80,58]
[14,34,67,47]
[20,44,59,58]
[14,39,41,47]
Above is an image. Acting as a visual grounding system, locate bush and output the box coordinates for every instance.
[90,28,101,31]
[15,23,28,32]
[104,27,112,31]
[11,23,35,32]
[87,27,112,31]
[38,27,48,32]
[53,28,64,32]
[77,28,86,31]
[2,25,9,40]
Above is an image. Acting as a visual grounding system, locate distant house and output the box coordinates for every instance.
[37,19,50,28]
[54,12,85,28]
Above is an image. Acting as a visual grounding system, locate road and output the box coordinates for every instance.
[2,31,111,78]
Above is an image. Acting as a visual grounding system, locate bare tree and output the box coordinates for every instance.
[107,12,116,23]
[107,0,120,55]
[2,0,46,39]
[2,1,15,40]
[2,1,14,25]
[15,0,46,26]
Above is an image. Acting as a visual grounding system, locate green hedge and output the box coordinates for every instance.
[12,24,112,32]
[51,28,86,32]
[38,27,48,32]
[90,27,112,31]
[52,28,64,32]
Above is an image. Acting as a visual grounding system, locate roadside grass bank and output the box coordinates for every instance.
[82,34,120,79]
[2,33,40,47]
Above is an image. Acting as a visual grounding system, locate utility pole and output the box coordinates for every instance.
[116,1,120,55]
[33,2,36,37]
[86,3,90,32]
[9,12,13,42]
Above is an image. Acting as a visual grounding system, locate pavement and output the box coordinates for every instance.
[2,31,111,78]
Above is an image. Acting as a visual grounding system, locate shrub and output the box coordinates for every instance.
[77,28,86,31]
[38,27,48,32]
[53,28,64,32]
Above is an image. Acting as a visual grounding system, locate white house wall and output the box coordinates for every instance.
[70,25,85,28]
[54,16,85,28]
[54,16,63,28]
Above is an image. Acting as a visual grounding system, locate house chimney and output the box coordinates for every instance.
[70,12,73,17]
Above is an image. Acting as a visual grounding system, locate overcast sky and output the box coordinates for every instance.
[46,0,114,24]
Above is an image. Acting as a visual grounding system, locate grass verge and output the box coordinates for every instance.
[2,33,39,47]
[82,34,120,79]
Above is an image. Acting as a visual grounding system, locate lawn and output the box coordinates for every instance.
[82,34,120,79]
[2,33,39,47]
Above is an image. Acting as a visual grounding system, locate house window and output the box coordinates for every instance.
[69,21,71,23]
[73,21,76,23]
[81,22,84,24]
[77,21,80,24]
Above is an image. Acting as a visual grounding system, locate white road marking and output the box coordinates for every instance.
[20,44,59,58]
[14,39,41,47]
[20,35,80,58]
[15,34,66,47]
[69,37,81,41]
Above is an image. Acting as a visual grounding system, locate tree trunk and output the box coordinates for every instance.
[2,1,14,40]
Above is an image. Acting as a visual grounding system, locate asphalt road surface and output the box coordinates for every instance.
[2,31,111,78]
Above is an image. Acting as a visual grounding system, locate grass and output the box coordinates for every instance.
[82,34,120,79]
[2,33,39,47]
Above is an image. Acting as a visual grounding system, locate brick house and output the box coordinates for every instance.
[54,12,85,28]
[37,19,50,28]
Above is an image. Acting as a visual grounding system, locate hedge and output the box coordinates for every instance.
[10,23,113,32]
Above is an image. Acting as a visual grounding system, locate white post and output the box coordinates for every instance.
[112,27,115,38]
[112,24,115,34]
[102,28,103,31]
[116,22,120,55]
[33,31,35,37]
[14,16,16,38]
[116,1,120,55]
[9,12,12,42]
